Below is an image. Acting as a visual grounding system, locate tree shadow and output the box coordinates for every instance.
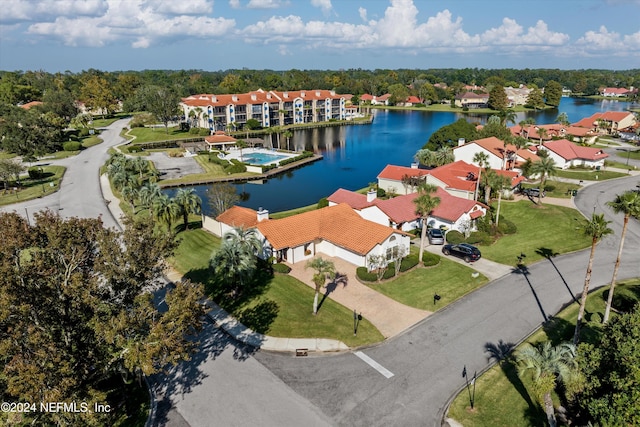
[512,264,548,322]
[317,272,349,314]
[485,340,536,410]
[605,284,640,313]
[238,299,279,334]
[535,247,579,304]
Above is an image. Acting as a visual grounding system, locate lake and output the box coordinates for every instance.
[168,97,637,214]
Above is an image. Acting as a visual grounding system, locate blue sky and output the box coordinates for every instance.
[1,0,639,72]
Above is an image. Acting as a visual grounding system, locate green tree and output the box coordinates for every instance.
[555,112,570,126]
[425,118,478,150]
[210,227,262,297]
[531,156,557,204]
[0,212,204,426]
[488,85,508,111]
[305,257,336,315]
[42,87,78,121]
[138,85,180,134]
[137,182,162,213]
[516,341,577,427]
[387,83,410,105]
[603,191,640,323]
[574,214,613,345]
[152,194,179,229]
[0,159,25,191]
[413,183,441,265]
[498,108,517,127]
[283,129,293,151]
[544,80,563,107]
[80,75,116,117]
[0,104,65,155]
[575,306,640,426]
[525,87,545,110]
[472,151,490,201]
[174,188,202,230]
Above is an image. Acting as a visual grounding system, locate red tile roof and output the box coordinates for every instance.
[181,89,347,107]
[377,165,429,181]
[327,188,371,210]
[19,101,43,109]
[573,112,635,128]
[216,206,259,228]
[256,203,407,254]
[205,132,236,144]
[427,160,479,192]
[430,187,486,222]
[543,139,609,161]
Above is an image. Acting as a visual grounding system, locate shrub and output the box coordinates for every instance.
[383,265,396,280]
[272,263,291,274]
[446,230,464,244]
[422,252,440,266]
[466,231,492,246]
[497,218,517,235]
[167,149,184,157]
[78,128,90,137]
[198,128,210,136]
[224,161,247,174]
[208,153,229,166]
[189,127,200,134]
[28,167,44,179]
[400,254,419,272]
[63,141,82,151]
[376,187,386,198]
[356,267,378,282]
[129,113,154,128]
[317,197,329,208]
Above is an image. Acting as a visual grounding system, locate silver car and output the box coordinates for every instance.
[427,228,445,245]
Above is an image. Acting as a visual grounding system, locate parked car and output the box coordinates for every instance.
[427,228,445,245]
[522,187,545,198]
[442,243,481,262]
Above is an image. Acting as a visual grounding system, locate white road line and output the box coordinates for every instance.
[354,351,394,379]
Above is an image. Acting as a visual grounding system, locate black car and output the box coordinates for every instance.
[442,243,481,262]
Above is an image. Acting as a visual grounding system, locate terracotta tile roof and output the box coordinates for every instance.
[377,165,429,181]
[405,96,422,103]
[430,187,485,222]
[427,160,479,192]
[469,210,484,219]
[216,206,259,228]
[205,132,237,144]
[543,139,609,161]
[181,89,347,107]
[256,203,406,254]
[19,101,43,109]
[327,188,371,209]
[360,94,374,101]
[573,112,635,128]
[375,193,420,223]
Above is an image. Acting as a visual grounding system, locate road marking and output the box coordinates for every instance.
[354,351,394,378]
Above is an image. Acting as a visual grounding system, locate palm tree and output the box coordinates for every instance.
[472,151,490,202]
[574,213,613,345]
[236,139,248,162]
[603,191,640,323]
[481,168,497,205]
[305,257,336,315]
[537,127,548,144]
[174,188,201,230]
[223,227,262,259]
[413,183,441,265]
[282,129,293,151]
[499,108,517,127]
[152,194,178,230]
[531,157,557,204]
[137,182,162,213]
[131,157,149,184]
[211,240,256,296]
[433,146,455,166]
[120,185,137,210]
[492,173,511,226]
[516,341,577,427]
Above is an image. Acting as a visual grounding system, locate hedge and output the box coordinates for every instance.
[28,167,44,179]
[63,141,82,151]
[272,263,291,274]
[497,218,517,235]
[445,230,464,244]
[466,231,493,246]
[356,267,378,282]
[422,252,441,266]
[278,151,314,166]
[400,254,419,272]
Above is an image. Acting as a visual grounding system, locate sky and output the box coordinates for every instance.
[1,0,639,73]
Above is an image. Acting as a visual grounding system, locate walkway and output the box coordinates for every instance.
[287,256,431,338]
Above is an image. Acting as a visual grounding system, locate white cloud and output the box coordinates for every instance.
[229,0,241,8]
[142,0,214,15]
[1,0,108,24]
[358,7,367,22]
[311,0,333,16]
[247,0,286,9]
[575,26,623,50]
[481,18,569,46]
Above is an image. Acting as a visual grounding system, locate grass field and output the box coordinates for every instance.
[447,279,640,426]
[553,169,628,181]
[0,166,66,206]
[478,201,591,266]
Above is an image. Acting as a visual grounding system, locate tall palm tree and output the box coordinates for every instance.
[211,241,256,296]
[603,191,640,323]
[137,182,162,213]
[574,213,613,344]
[537,127,548,144]
[499,108,517,127]
[434,146,455,166]
[283,130,293,151]
[492,173,511,226]
[472,151,490,202]
[305,257,336,315]
[174,188,202,230]
[531,157,557,204]
[152,194,178,230]
[413,183,441,265]
[516,341,577,427]
[131,156,149,182]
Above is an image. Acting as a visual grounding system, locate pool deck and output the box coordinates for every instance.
[223,147,296,165]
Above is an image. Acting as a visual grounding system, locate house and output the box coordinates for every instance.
[453,137,540,171]
[403,96,423,106]
[180,88,347,132]
[454,92,489,109]
[504,86,532,107]
[204,203,411,269]
[572,112,637,135]
[510,124,598,144]
[541,139,609,169]
[372,94,391,106]
[600,87,635,98]
[377,164,429,195]
[425,160,525,200]
[204,131,237,151]
[327,187,488,233]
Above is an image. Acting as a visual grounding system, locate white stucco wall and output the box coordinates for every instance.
[358,206,391,226]
[454,145,503,169]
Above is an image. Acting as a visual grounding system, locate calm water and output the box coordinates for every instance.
[169,97,637,213]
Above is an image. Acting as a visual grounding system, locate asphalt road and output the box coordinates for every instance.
[252,175,640,427]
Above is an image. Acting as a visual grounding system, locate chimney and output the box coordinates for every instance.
[458,138,466,146]
[251,94,257,101]
[257,207,269,222]
[366,189,377,203]
[410,162,419,169]
[232,95,238,102]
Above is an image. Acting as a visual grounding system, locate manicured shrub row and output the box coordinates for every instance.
[262,163,278,172]
[63,141,82,151]
[400,254,419,271]
[278,151,314,166]
[422,252,440,266]
[28,167,44,179]
[466,231,492,246]
[356,267,377,282]
[224,158,247,174]
[189,127,211,136]
[272,263,291,274]
[445,230,464,244]
[208,153,228,166]
[126,145,144,153]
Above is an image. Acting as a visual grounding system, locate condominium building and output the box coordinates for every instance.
[180,88,347,132]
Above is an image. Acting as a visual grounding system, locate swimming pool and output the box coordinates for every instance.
[242,152,289,165]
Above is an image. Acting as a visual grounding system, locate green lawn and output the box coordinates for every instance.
[553,169,628,181]
[126,126,193,143]
[479,201,591,266]
[0,166,66,206]
[170,228,384,346]
[447,279,640,426]
[366,257,488,310]
[522,180,581,199]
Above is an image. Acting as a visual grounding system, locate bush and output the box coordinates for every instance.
[28,167,44,179]
[78,128,90,137]
[63,141,82,151]
[317,197,329,209]
[422,252,441,266]
[189,127,200,134]
[356,267,378,282]
[272,263,291,274]
[208,153,229,166]
[497,218,517,235]
[198,128,210,136]
[446,230,464,244]
[400,254,419,272]
[224,160,247,174]
[377,187,386,198]
[382,265,396,280]
[466,231,493,246]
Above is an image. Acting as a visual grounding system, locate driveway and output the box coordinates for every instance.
[146,152,204,181]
